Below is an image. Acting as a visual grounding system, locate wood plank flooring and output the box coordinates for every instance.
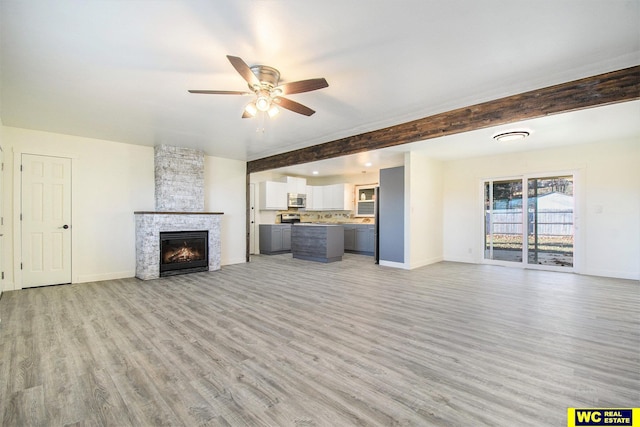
[1,255,638,426]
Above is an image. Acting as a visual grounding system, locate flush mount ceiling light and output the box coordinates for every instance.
[493,130,530,142]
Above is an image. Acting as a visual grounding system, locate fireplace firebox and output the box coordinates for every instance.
[159,231,208,276]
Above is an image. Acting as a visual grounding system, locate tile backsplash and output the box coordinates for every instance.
[277,210,374,224]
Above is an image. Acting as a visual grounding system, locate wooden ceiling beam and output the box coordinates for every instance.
[247,65,640,174]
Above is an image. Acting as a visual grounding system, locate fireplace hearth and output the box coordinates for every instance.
[160,231,208,276]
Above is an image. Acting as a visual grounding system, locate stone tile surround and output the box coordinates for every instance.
[155,145,204,212]
[135,145,223,280]
[135,212,222,280]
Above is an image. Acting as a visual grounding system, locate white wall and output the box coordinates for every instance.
[1,126,247,290]
[442,138,640,280]
[3,126,154,288]
[406,151,444,269]
[204,156,247,265]
[0,118,4,296]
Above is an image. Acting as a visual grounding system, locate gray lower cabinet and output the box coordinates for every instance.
[344,224,375,255]
[259,224,292,254]
[344,225,356,251]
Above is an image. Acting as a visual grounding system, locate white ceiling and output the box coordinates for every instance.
[1,1,639,176]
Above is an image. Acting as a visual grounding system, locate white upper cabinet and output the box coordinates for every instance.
[316,183,353,210]
[305,185,314,210]
[303,183,354,211]
[259,181,288,210]
[283,176,307,194]
[313,186,325,210]
[322,185,336,209]
[337,183,354,210]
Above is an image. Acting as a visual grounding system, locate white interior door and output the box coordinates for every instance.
[21,154,72,288]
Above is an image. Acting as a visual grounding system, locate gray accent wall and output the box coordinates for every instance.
[379,166,404,263]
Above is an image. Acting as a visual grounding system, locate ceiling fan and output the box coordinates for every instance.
[189,55,328,118]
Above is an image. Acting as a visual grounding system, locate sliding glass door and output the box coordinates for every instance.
[526,176,574,267]
[485,179,524,262]
[484,174,574,270]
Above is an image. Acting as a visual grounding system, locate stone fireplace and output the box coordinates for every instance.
[134,145,223,280]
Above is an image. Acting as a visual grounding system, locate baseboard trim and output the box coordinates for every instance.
[409,256,444,269]
[74,271,135,283]
[581,269,640,281]
[379,260,410,270]
[223,257,249,266]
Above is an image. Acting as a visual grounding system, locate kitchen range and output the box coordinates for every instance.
[280,213,301,224]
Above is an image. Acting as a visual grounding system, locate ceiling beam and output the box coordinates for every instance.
[247,65,640,174]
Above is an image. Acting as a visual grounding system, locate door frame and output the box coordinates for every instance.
[249,182,256,255]
[479,168,582,274]
[12,148,77,290]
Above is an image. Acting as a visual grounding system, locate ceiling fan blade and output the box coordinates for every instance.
[227,55,260,87]
[274,97,316,116]
[242,110,253,118]
[275,78,328,95]
[188,90,253,95]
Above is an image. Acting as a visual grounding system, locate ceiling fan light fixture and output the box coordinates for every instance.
[267,105,279,118]
[493,130,530,142]
[189,55,328,118]
[244,102,258,117]
[256,95,271,112]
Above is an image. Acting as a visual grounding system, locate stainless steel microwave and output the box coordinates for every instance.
[288,193,306,208]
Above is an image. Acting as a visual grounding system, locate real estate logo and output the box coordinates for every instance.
[567,408,639,426]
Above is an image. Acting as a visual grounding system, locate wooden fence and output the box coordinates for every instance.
[487,209,573,236]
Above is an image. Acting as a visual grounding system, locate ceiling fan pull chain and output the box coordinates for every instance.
[256,112,266,134]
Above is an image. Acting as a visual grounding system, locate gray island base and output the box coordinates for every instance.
[291,224,345,263]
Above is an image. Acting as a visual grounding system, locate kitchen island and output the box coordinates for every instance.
[291,223,344,263]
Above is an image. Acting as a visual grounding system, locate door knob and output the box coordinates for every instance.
[61,224,69,229]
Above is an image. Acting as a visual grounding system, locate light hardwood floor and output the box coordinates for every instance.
[1,254,638,426]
